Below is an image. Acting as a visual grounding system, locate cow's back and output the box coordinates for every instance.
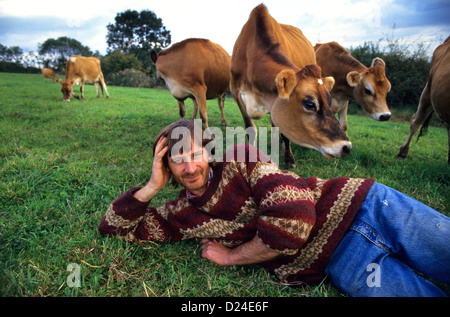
[315,42,365,79]
[155,39,230,98]
[279,24,315,67]
[66,55,102,80]
[429,37,450,123]
[231,4,315,92]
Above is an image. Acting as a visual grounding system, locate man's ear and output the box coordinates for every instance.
[275,69,297,99]
[346,71,360,87]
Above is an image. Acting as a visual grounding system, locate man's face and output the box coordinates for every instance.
[168,142,210,197]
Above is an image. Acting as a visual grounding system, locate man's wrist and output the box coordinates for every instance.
[133,184,159,202]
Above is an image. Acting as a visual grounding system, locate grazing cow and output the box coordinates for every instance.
[230,4,351,168]
[314,42,391,134]
[41,68,58,82]
[60,55,109,102]
[397,37,450,163]
[151,38,230,128]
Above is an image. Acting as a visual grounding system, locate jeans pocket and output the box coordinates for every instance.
[350,219,390,253]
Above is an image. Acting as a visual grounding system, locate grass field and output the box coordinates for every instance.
[0,72,449,298]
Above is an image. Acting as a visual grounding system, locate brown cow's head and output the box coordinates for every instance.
[347,58,391,121]
[271,64,352,158]
[60,81,79,102]
[60,81,72,102]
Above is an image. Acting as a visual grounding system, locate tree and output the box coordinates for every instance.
[0,44,23,63]
[106,9,171,73]
[38,37,93,72]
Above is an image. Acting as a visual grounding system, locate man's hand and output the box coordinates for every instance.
[201,239,233,266]
[201,236,280,266]
[134,136,171,202]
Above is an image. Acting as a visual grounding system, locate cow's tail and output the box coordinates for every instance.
[99,73,105,95]
[416,111,434,142]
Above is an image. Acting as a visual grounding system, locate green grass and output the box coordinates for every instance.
[0,73,449,297]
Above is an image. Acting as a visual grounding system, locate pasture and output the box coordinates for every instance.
[0,72,449,297]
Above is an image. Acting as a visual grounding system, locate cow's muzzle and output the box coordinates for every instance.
[321,141,352,158]
[372,112,391,121]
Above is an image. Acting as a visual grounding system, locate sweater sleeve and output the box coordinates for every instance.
[98,187,181,242]
[240,145,316,255]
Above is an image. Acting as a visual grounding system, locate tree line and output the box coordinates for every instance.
[0,9,438,108]
[0,10,170,80]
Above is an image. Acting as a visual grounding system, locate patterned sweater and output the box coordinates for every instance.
[99,145,374,285]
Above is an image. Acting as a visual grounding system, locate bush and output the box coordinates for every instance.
[0,61,41,74]
[107,68,155,88]
[101,51,144,80]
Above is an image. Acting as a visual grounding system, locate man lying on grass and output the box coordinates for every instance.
[99,119,450,297]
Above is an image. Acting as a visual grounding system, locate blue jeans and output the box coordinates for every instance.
[324,183,450,297]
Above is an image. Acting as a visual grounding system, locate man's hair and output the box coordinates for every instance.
[153,119,214,170]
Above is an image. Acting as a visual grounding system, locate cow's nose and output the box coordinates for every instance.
[342,144,351,157]
[373,112,391,121]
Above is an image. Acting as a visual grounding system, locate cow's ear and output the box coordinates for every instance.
[276,69,297,99]
[322,76,335,92]
[150,50,158,63]
[371,57,385,68]
[346,71,360,87]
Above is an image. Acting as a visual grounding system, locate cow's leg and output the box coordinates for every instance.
[337,101,349,135]
[447,125,449,164]
[94,83,100,98]
[275,123,296,169]
[233,92,257,145]
[190,98,198,120]
[177,100,186,119]
[193,87,209,129]
[217,95,227,126]
[397,82,433,159]
[99,74,109,99]
[79,80,85,100]
[72,84,80,100]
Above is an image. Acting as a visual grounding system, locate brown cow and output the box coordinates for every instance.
[314,42,391,134]
[150,38,230,128]
[41,68,58,82]
[60,55,109,102]
[230,4,351,168]
[397,37,450,163]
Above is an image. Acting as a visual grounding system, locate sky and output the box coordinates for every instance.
[0,0,449,58]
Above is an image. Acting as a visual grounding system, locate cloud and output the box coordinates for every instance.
[381,0,450,28]
[0,15,110,52]
[0,0,448,56]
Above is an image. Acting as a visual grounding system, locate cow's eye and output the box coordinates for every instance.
[303,100,317,111]
[364,88,373,95]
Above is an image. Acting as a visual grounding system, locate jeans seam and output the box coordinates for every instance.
[350,219,391,253]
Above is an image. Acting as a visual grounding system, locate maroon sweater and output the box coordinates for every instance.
[99,145,374,285]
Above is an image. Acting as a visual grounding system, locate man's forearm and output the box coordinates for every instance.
[228,235,280,265]
[201,235,280,266]
[133,183,160,202]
